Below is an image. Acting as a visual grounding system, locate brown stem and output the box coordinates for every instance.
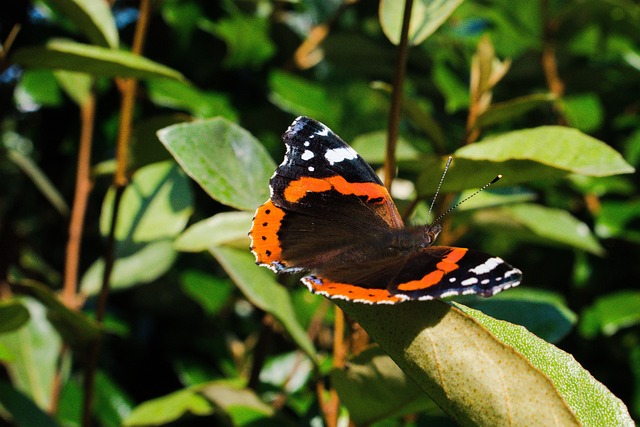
[0,23,22,74]
[541,0,567,124]
[384,0,414,190]
[62,94,96,308]
[81,1,151,425]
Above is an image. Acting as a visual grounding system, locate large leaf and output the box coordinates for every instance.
[380,0,464,46]
[42,0,119,48]
[175,211,252,252]
[0,298,62,410]
[100,161,193,245]
[123,387,214,427]
[474,203,605,255]
[158,118,276,211]
[11,40,185,81]
[456,126,634,177]
[146,79,237,120]
[210,246,317,362]
[333,299,633,426]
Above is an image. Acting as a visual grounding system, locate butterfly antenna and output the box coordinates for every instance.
[426,156,453,224]
[432,174,503,225]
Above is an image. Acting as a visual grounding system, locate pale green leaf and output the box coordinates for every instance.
[580,290,640,338]
[42,0,119,48]
[123,388,213,427]
[158,118,275,211]
[175,211,252,252]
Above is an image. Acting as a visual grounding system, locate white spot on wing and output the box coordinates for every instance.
[469,257,503,275]
[315,125,329,136]
[301,150,314,160]
[324,147,358,165]
[304,141,310,147]
[308,166,314,172]
[461,277,479,286]
[449,277,457,283]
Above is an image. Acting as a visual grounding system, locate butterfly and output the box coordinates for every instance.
[249,116,522,304]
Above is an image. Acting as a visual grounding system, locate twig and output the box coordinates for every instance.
[384,0,414,190]
[541,0,567,124]
[81,0,151,425]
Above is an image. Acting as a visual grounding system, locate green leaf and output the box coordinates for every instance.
[94,371,134,427]
[80,240,178,295]
[456,126,635,177]
[210,246,317,362]
[14,69,63,108]
[260,352,313,394]
[268,71,341,125]
[12,280,101,348]
[175,211,253,252]
[199,382,279,425]
[100,161,193,245]
[464,288,577,343]
[0,300,30,333]
[0,382,61,427]
[474,203,604,255]
[561,93,605,133]
[333,299,633,426]
[580,290,640,338]
[476,93,557,128]
[158,118,276,211]
[42,0,119,48]
[199,15,275,69]
[0,298,62,410]
[379,0,464,46]
[12,40,186,81]
[53,70,93,106]
[332,346,441,425]
[180,270,234,316]
[123,387,214,427]
[350,131,420,164]
[147,79,238,120]
[595,200,640,242]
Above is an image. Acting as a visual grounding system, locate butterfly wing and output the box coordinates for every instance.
[250,116,403,274]
[304,247,522,304]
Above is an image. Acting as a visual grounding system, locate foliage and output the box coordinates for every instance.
[0,0,639,426]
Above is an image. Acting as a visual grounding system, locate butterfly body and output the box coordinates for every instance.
[249,116,521,304]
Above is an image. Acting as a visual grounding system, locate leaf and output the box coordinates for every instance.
[11,40,186,81]
[14,69,63,108]
[146,79,238,120]
[12,280,101,348]
[199,382,280,425]
[180,270,234,316]
[199,15,275,69]
[42,0,119,48]
[595,200,640,242]
[379,0,464,46]
[580,290,640,338]
[260,352,313,394]
[333,299,633,426]
[456,126,635,177]
[0,300,30,333]
[476,93,557,128]
[0,298,62,410]
[350,131,420,164]
[0,382,61,427]
[100,161,193,245]
[80,240,178,295]
[268,71,341,125]
[474,203,605,255]
[53,70,93,106]
[94,371,134,427]
[123,387,214,427]
[158,118,276,211]
[175,211,253,252]
[210,246,317,362]
[464,288,577,343]
[561,93,605,133]
[332,346,440,425]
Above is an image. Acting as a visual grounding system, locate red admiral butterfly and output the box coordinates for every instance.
[249,116,522,304]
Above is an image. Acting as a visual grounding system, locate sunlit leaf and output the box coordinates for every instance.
[42,0,119,48]
[175,211,252,252]
[123,387,213,427]
[158,118,276,211]
[12,40,186,81]
[380,0,464,45]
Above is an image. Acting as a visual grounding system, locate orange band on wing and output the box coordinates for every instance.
[283,176,390,204]
[249,199,286,266]
[396,248,468,291]
[303,277,409,304]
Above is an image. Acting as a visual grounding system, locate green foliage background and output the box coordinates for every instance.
[0,0,639,426]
